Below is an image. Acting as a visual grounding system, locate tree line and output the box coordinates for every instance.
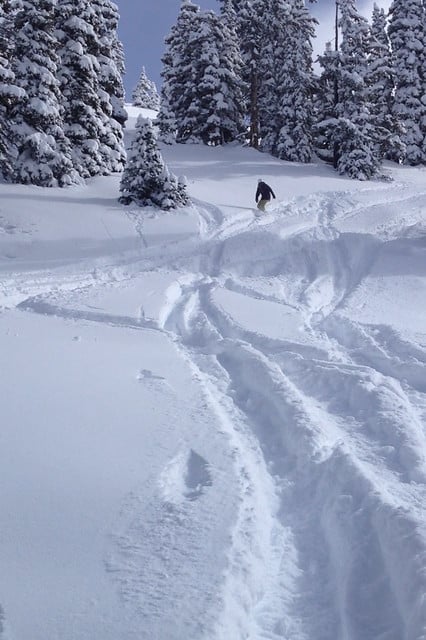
[155,0,426,180]
[1,0,425,194]
[0,0,126,187]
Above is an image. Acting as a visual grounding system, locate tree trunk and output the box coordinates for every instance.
[250,68,259,148]
[333,0,339,169]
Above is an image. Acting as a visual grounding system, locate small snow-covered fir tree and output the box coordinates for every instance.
[119,116,189,210]
[388,0,425,165]
[10,0,78,186]
[132,66,160,110]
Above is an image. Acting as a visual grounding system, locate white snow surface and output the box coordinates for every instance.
[1,107,426,640]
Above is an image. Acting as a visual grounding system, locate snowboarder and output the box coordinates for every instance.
[255,179,275,212]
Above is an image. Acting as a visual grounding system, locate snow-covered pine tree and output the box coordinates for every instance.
[257,0,290,155]
[10,0,78,186]
[388,0,426,165]
[0,0,24,180]
[314,41,340,165]
[176,9,244,144]
[132,66,160,110]
[155,81,175,144]
[215,0,246,142]
[90,0,127,173]
[270,0,317,162]
[157,0,200,143]
[366,3,404,162]
[119,116,189,209]
[218,0,248,131]
[56,0,106,177]
[335,0,381,179]
[236,0,263,148]
[159,0,244,146]
[174,10,219,143]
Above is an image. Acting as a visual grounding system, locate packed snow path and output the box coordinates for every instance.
[1,142,426,640]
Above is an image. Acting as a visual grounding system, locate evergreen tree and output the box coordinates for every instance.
[271,0,317,162]
[90,0,127,172]
[218,0,248,136]
[258,0,290,154]
[155,81,176,144]
[335,0,381,179]
[56,0,106,177]
[159,0,244,146]
[119,116,189,210]
[388,0,425,165]
[157,0,200,143]
[132,66,160,110]
[56,0,127,177]
[10,0,77,186]
[0,0,24,179]
[221,0,317,157]
[366,3,404,161]
[314,41,340,164]
[219,0,262,147]
[215,2,246,142]
[177,9,244,144]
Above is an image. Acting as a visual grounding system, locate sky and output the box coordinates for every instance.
[116,0,391,98]
[1,105,425,639]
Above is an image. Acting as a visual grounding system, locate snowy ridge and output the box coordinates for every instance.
[1,142,425,639]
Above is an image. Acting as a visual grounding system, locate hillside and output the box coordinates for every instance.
[0,109,425,640]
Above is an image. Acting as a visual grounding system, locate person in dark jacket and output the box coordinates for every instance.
[255,178,275,211]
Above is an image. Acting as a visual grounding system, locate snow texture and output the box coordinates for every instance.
[0,106,425,640]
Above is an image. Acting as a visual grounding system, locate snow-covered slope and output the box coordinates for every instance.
[0,113,425,640]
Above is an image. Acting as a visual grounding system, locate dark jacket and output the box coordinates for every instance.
[255,181,275,202]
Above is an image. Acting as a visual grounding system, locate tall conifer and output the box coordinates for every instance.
[273,0,317,162]
[367,3,404,161]
[388,0,425,164]
[0,0,23,179]
[335,0,381,179]
[157,0,200,143]
[56,0,106,177]
[11,0,77,186]
[90,0,127,172]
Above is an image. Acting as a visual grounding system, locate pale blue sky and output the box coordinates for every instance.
[115,0,390,99]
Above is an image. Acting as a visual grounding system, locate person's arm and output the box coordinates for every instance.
[270,187,276,199]
[255,187,260,202]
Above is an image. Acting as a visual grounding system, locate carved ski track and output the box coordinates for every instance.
[158,185,426,638]
[8,185,425,638]
[166,262,424,638]
[160,272,426,639]
[18,296,159,331]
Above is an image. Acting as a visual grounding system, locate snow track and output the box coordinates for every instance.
[154,182,426,639]
[1,148,426,639]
